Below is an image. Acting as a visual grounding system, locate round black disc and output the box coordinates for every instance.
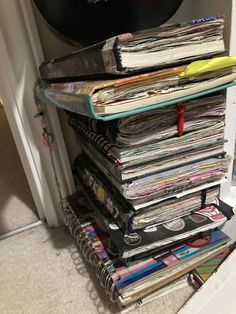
[33,0,183,43]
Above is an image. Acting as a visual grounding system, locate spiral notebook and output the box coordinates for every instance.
[75,158,224,232]
[68,93,226,183]
[68,93,225,148]
[75,153,231,206]
[120,275,190,313]
[74,178,233,259]
[62,192,230,308]
[74,152,230,212]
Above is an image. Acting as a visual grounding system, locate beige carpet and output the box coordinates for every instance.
[0,225,194,314]
[0,107,38,234]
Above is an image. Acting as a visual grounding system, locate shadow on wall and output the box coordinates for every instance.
[0,106,39,235]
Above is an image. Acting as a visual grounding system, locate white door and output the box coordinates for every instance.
[0,103,39,235]
[0,0,75,227]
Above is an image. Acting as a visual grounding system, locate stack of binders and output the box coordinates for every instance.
[36,16,236,310]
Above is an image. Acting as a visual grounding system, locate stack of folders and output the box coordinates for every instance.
[36,15,236,309]
[62,192,231,310]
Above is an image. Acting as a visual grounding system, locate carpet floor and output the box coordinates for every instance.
[0,225,194,314]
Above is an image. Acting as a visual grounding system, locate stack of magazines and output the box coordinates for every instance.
[36,15,236,310]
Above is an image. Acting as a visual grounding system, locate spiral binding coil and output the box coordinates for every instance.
[60,196,119,302]
[68,118,115,156]
[35,87,120,305]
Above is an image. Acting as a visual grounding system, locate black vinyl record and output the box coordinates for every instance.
[33,0,183,43]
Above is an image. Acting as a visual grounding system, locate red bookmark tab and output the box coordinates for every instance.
[176,103,186,137]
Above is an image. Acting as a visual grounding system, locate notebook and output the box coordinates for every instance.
[62,192,231,307]
[39,16,225,80]
[75,153,230,206]
[74,154,222,230]
[79,138,225,184]
[68,93,226,182]
[73,178,233,259]
[119,275,189,313]
[68,93,226,147]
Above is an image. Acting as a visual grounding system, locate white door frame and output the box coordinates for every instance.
[0,0,75,226]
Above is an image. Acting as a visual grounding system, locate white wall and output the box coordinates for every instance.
[33,6,82,164]
[33,4,79,60]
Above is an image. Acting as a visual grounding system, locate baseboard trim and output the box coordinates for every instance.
[0,220,43,240]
